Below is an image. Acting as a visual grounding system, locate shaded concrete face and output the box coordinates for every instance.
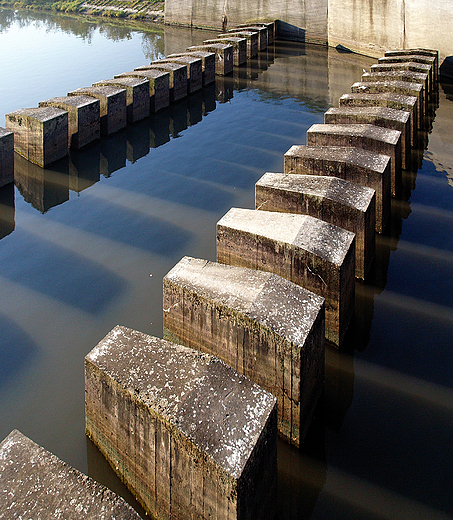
[0,429,141,519]
[216,207,355,347]
[114,70,170,113]
[163,256,325,446]
[39,95,100,149]
[187,44,234,76]
[255,172,376,280]
[85,325,278,519]
[167,51,216,85]
[204,37,247,66]
[0,128,14,188]
[136,62,188,103]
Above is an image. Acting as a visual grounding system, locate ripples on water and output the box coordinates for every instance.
[1,8,453,519]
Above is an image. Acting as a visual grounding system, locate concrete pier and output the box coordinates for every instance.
[156,56,203,93]
[384,48,438,86]
[306,123,402,197]
[85,325,277,520]
[284,145,390,233]
[216,207,355,347]
[38,96,100,150]
[114,69,170,113]
[204,37,247,66]
[220,31,258,59]
[378,55,436,93]
[324,106,411,170]
[0,429,141,519]
[0,128,14,187]
[5,107,68,167]
[135,62,187,103]
[187,43,234,76]
[68,86,127,136]
[167,51,216,86]
[255,172,376,280]
[370,62,432,96]
[93,78,150,124]
[163,256,325,446]
[233,25,267,50]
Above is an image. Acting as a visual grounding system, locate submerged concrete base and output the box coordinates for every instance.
[167,51,216,86]
[217,208,355,347]
[163,256,325,446]
[306,123,401,197]
[5,107,68,167]
[0,128,14,187]
[187,44,234,76]
[135,62,188,103]
[0,429,140,519]
[85,325,277,520]
[255,172,376,280]
[204,37,247,66]
[157,56,203,93]
[115,70,170,113]
[39,95,100,149]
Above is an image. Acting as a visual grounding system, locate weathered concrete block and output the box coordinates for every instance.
[233,25,267,50]
[378,55,436,93]
[204,37,247,66]
[306,123,401,197]
[5,107,68,167]
[220,31,258,58]
[115,69,170,113]
[156,56,203,93]
[38,95,100,150]
[0,128,14,187]
[216,208,355,347]
[284,145,390,233]
[85,325,277,520]
[385,48,438,86]
[93,78,150,124]
[255,172,375,280]
[163,256,325,446]
[241,22,274,44]
[187,44,234,76]
[136,62,188,102]
[167,51,216,85]
[371,62,432,96]
[68,86,126,136]
[0,429,141,519]
[324,106,411,170]
[339,92,418,146]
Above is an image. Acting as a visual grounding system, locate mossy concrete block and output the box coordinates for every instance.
[163,256,325,446]
[115,69,170,113]
[204,37,247,66]
[324,106,411,170]
[220,31,258,58]
[68,86,126,136]
[167,51,216,85]
[85,325,277,520]
[256,172,375,280]
[217,208,355,347]
[0,429,141,519]
[93,78,150,124]
[156,56,203,93]
[136,62,187,102]
[38,95,100,150]
[187,44,234,76]
[0,128,14,187]
[5,107,68,167]
[284,145,390,233]
[306,123,401,197]
[385,48,438,85]
[371,62,432,95]
[233,25,267,50]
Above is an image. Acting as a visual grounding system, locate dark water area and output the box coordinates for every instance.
[1,8,453,519]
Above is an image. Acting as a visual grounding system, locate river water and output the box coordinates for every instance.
[1,9,452,519]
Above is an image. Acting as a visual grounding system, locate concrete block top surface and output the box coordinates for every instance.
[363,70,428,84]
[205,37,245,44]
[165,256,325,344]
[188,43,232,51]
[115,69,169,80]
[0,429,141,519]
[308,123,401,145]
[94,77,149,88]
[352,80,423,93]
[325,106,410,124]
[218,207,355,266]
[340,92,418,107]
[168,51,214,60]
[159,55,201,65]
[137,62,185,72]
[39,95,100,109]
[6,106,67,122]
[69,85,126,98]
[257,172,375,212]
[86,325,276,479]
[379,55,435,66]
[0,127,13,138]
[371,61,431,73]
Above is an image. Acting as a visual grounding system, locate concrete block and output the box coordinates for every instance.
[93,78,150,124]
[216,208,355,347]
[256,172,375,280]
[5,107,68,167]
[136,62,187,102]
[85,325,277,520]
[378,55,436,92]
[233,25,267,50]
[371,62,432,96]
[38,95,100,150]
[68,86,126,136]
[0,429,141,519]
[220,31,258,58]
[115,69,170,113]
[324,106,411,170]
[284,145,390,233]
[187,44,234,76]
[306,123,402,197]
[204,37,247,66]
[385,48,438,85]
[240,22,274,44]
[163,256,325,446]
[339,92,418,146]
[0,127,14,187]
[155,56,203,93]
[167,51,216,85]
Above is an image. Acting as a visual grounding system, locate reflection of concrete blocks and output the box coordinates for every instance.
[0,127,14,187]
[39,96,100,150]
[217,207,355,347]
[187,44,233,76]
[85,325,277,520]
[115,69,170,113]
[5,107,68,167]
[0,429,141,519]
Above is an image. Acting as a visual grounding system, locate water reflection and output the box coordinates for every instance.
[0,182,15,239]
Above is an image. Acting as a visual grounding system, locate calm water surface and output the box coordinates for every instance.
[1,9,453,519]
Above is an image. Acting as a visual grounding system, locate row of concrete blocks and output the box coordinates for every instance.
[1,22,275,171]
